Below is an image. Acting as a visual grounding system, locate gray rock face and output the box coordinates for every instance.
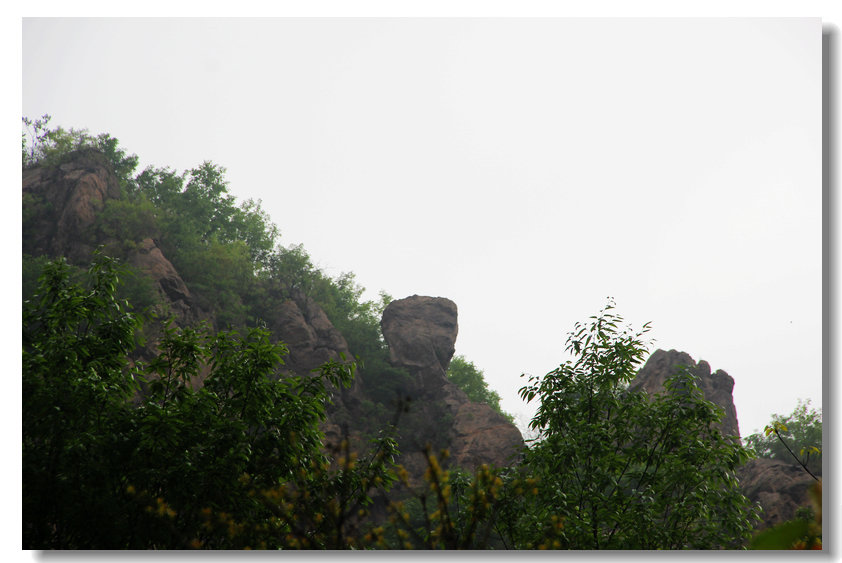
[273,294,354,376]
[630,349,740,439]
[738,458,817,529]
[381,295,458,385]
[380,296,523,478]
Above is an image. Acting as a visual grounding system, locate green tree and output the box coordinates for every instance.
[22,114,139,187]
[22,255,398,549]
[516,300,759,549]
[447,355,512,422]
[744,399,822,478]
[23,254,143,548]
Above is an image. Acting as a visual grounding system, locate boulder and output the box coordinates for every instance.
[380,295,523,479]
[381,295,458,386]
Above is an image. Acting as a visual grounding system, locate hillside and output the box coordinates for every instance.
[22,136,819,549]
[22,147,524,485]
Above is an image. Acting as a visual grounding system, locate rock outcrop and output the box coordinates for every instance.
[381,296,458,383]
[23,149,121,263]
[268,292,364,418]
[273,293,354,377]
[631,349,818,531]
[738,458,818,529]
[127,237,201,326]
[381,296,523,479]
[630,349,740,439]
[23,150,210,336]
[22,151,523,493]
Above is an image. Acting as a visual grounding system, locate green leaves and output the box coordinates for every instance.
[747,400,822,479]
[447,355,512,421]
[514,300,758,549]
[22,114,138,185]
[23,253,144,548]
[22,254,398,549]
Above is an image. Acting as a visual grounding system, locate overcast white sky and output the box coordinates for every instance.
[21,17,823,437]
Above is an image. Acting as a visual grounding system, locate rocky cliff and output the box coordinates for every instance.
[22,150,520,484]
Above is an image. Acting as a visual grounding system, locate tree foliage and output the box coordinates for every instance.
[516,300,760,549]
[22,255,396,549]
[744,399,822,477]
[749,479,822,550]
[22,119,770,549]
[22,114,139,185]
[447,355,512,422]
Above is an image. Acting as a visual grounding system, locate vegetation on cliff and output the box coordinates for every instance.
[23,257,762,548]
[21,118,782,549]
[22,115,503,424]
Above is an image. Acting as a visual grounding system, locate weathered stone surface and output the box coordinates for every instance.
[381,295,458,385]
[269,293,364,416]
[23,149,121,263]
[127,238,199,325]
[272,294,353,376]
[380,296,523,478]
[630,349,740,439]
[444,385,524,470]
[738,458,817,529]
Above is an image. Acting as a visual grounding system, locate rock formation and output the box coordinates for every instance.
[380,296,523,479]
[630,349,740,439]
[23,149,121,263]
[22,150,525,505]
[267,291,365,420]
[272,292,354,377]
[36,150,817,532]
[738,458,818,529]
[126,238,201,326]
[631,349,818,531]
[381,296,458,383]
